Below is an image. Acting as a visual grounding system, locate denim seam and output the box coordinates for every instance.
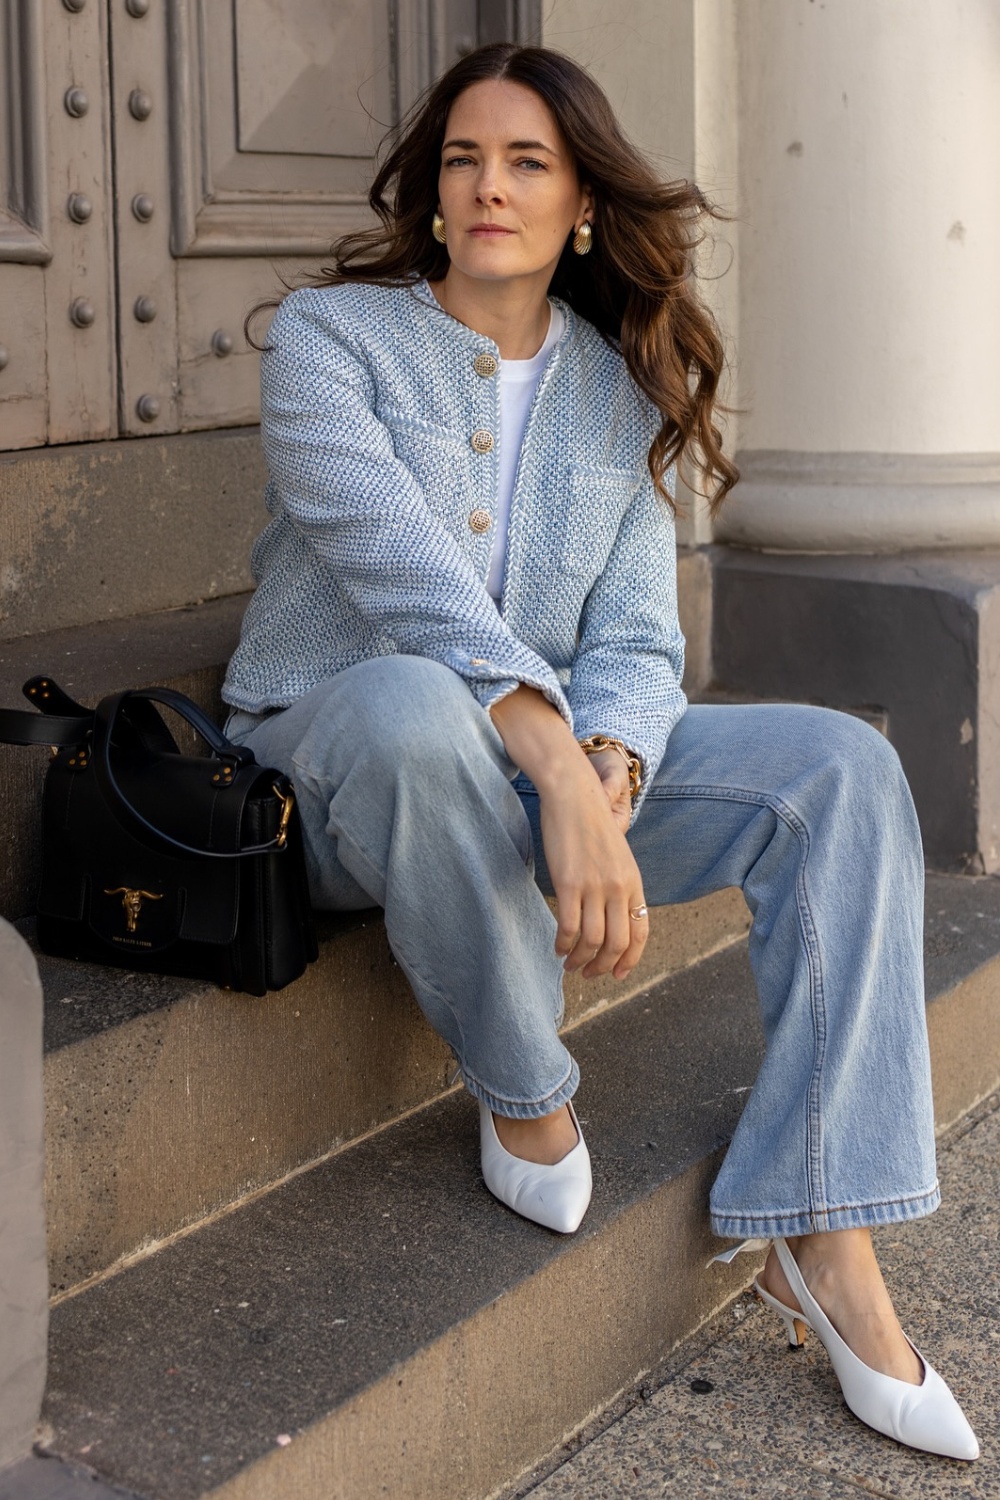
[368,900,574,1113]
[645,781,829,1225]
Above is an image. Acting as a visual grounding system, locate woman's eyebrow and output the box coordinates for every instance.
[441,137,559,154]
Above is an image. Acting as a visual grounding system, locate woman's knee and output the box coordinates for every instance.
[292,655,505,789]
[667,703,909,806]
[808,707,907,790]
[782,708,918,847]
[347,654,487,748]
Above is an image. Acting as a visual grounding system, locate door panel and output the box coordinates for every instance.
[1,0,535,453]
[168,0,397,256]
[175,259,280,430]
[0,0,49,264]
[234,0,393,159]
[156,0,448,436]
[0,0,116,449]
[0,264,47,449]
[43,0,117,443]
[0,0,46,448]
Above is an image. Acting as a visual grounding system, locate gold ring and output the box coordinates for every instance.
[629,905,649,921]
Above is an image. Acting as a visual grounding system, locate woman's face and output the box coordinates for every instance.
[436,79,592,289]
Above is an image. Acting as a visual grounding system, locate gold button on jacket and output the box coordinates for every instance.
[468,508,492,534]
[470,428,495,454]
[473,353,498,378]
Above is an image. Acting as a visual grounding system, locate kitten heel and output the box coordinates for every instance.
[754,1276,809,1348]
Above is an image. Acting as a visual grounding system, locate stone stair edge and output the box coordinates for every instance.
[39,889,751,1298]
[41,941,769,1500]
[37,868,1000,1312]
[0,429,264,642]
[39,883,1000,1500]
[0,593,248,706]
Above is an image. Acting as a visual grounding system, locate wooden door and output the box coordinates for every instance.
[0,0,117,448]
[0,0,538,452]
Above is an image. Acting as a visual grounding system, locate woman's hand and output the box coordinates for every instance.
[490,687,648,980]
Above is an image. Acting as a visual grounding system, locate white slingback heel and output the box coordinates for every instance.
[479,1101,592,1234]
[754,1237,979,1461]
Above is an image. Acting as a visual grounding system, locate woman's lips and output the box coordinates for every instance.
[468,226,515,236]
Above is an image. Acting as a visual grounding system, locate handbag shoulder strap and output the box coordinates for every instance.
[0,675,181,753]
[0,676,93,747]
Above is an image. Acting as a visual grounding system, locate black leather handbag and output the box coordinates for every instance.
[0,676,318,995]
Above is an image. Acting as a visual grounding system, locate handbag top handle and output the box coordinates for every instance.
[0,676,294,862]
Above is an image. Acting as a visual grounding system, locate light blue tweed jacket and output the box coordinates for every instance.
[223,279,687,812]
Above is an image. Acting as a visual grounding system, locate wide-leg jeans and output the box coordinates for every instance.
[230,654,940,1240]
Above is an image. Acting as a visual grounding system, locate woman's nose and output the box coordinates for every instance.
[475,172,505,205]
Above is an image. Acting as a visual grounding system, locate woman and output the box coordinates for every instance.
[223,44,978,1461]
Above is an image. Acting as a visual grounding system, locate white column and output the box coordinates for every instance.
[717,0,1000,551]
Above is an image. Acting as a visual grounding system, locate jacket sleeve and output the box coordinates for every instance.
[566,465,687,820]
[259,291,573,723]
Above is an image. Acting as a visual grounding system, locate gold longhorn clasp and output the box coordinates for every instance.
[104,886,163,933]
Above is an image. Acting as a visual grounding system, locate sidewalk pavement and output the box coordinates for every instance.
[516,1092,999,1500]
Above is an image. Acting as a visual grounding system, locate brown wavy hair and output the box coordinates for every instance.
[259,43,738,512]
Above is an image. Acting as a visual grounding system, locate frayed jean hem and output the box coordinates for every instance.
[710,1180,941,1240]
[460,1057,580,1119]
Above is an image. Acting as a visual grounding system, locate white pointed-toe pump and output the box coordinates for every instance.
[754,1237,979,1461]
[479,1101,592,1234]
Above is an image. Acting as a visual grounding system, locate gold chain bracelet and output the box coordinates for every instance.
[578,735,643,803]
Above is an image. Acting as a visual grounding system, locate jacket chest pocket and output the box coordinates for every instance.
[382,412,476,537]
[560,468,638,579]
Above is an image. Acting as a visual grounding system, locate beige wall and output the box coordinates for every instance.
[543,0,739,545]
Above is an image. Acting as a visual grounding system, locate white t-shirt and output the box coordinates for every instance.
[486,304,565,601]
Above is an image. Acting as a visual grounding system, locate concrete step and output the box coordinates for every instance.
[38,889,750,1298]
[689,682,890,736]
[36,873,1000,1500]
[0,597,248,921]
[0,432,264,643]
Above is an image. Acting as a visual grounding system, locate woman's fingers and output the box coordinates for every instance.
[562,886,610,971]
[612,903,649,980]
[554,891,584,959]
[562,883,649,979]
[588,750,633,833]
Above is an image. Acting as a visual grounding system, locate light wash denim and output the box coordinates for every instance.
[228,654,940,1241]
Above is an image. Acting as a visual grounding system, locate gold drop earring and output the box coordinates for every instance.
[432,211,447,245]
[572,221,593,256]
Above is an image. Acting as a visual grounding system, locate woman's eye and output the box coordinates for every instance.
[444,155,474,168]
[517,158,546,171]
